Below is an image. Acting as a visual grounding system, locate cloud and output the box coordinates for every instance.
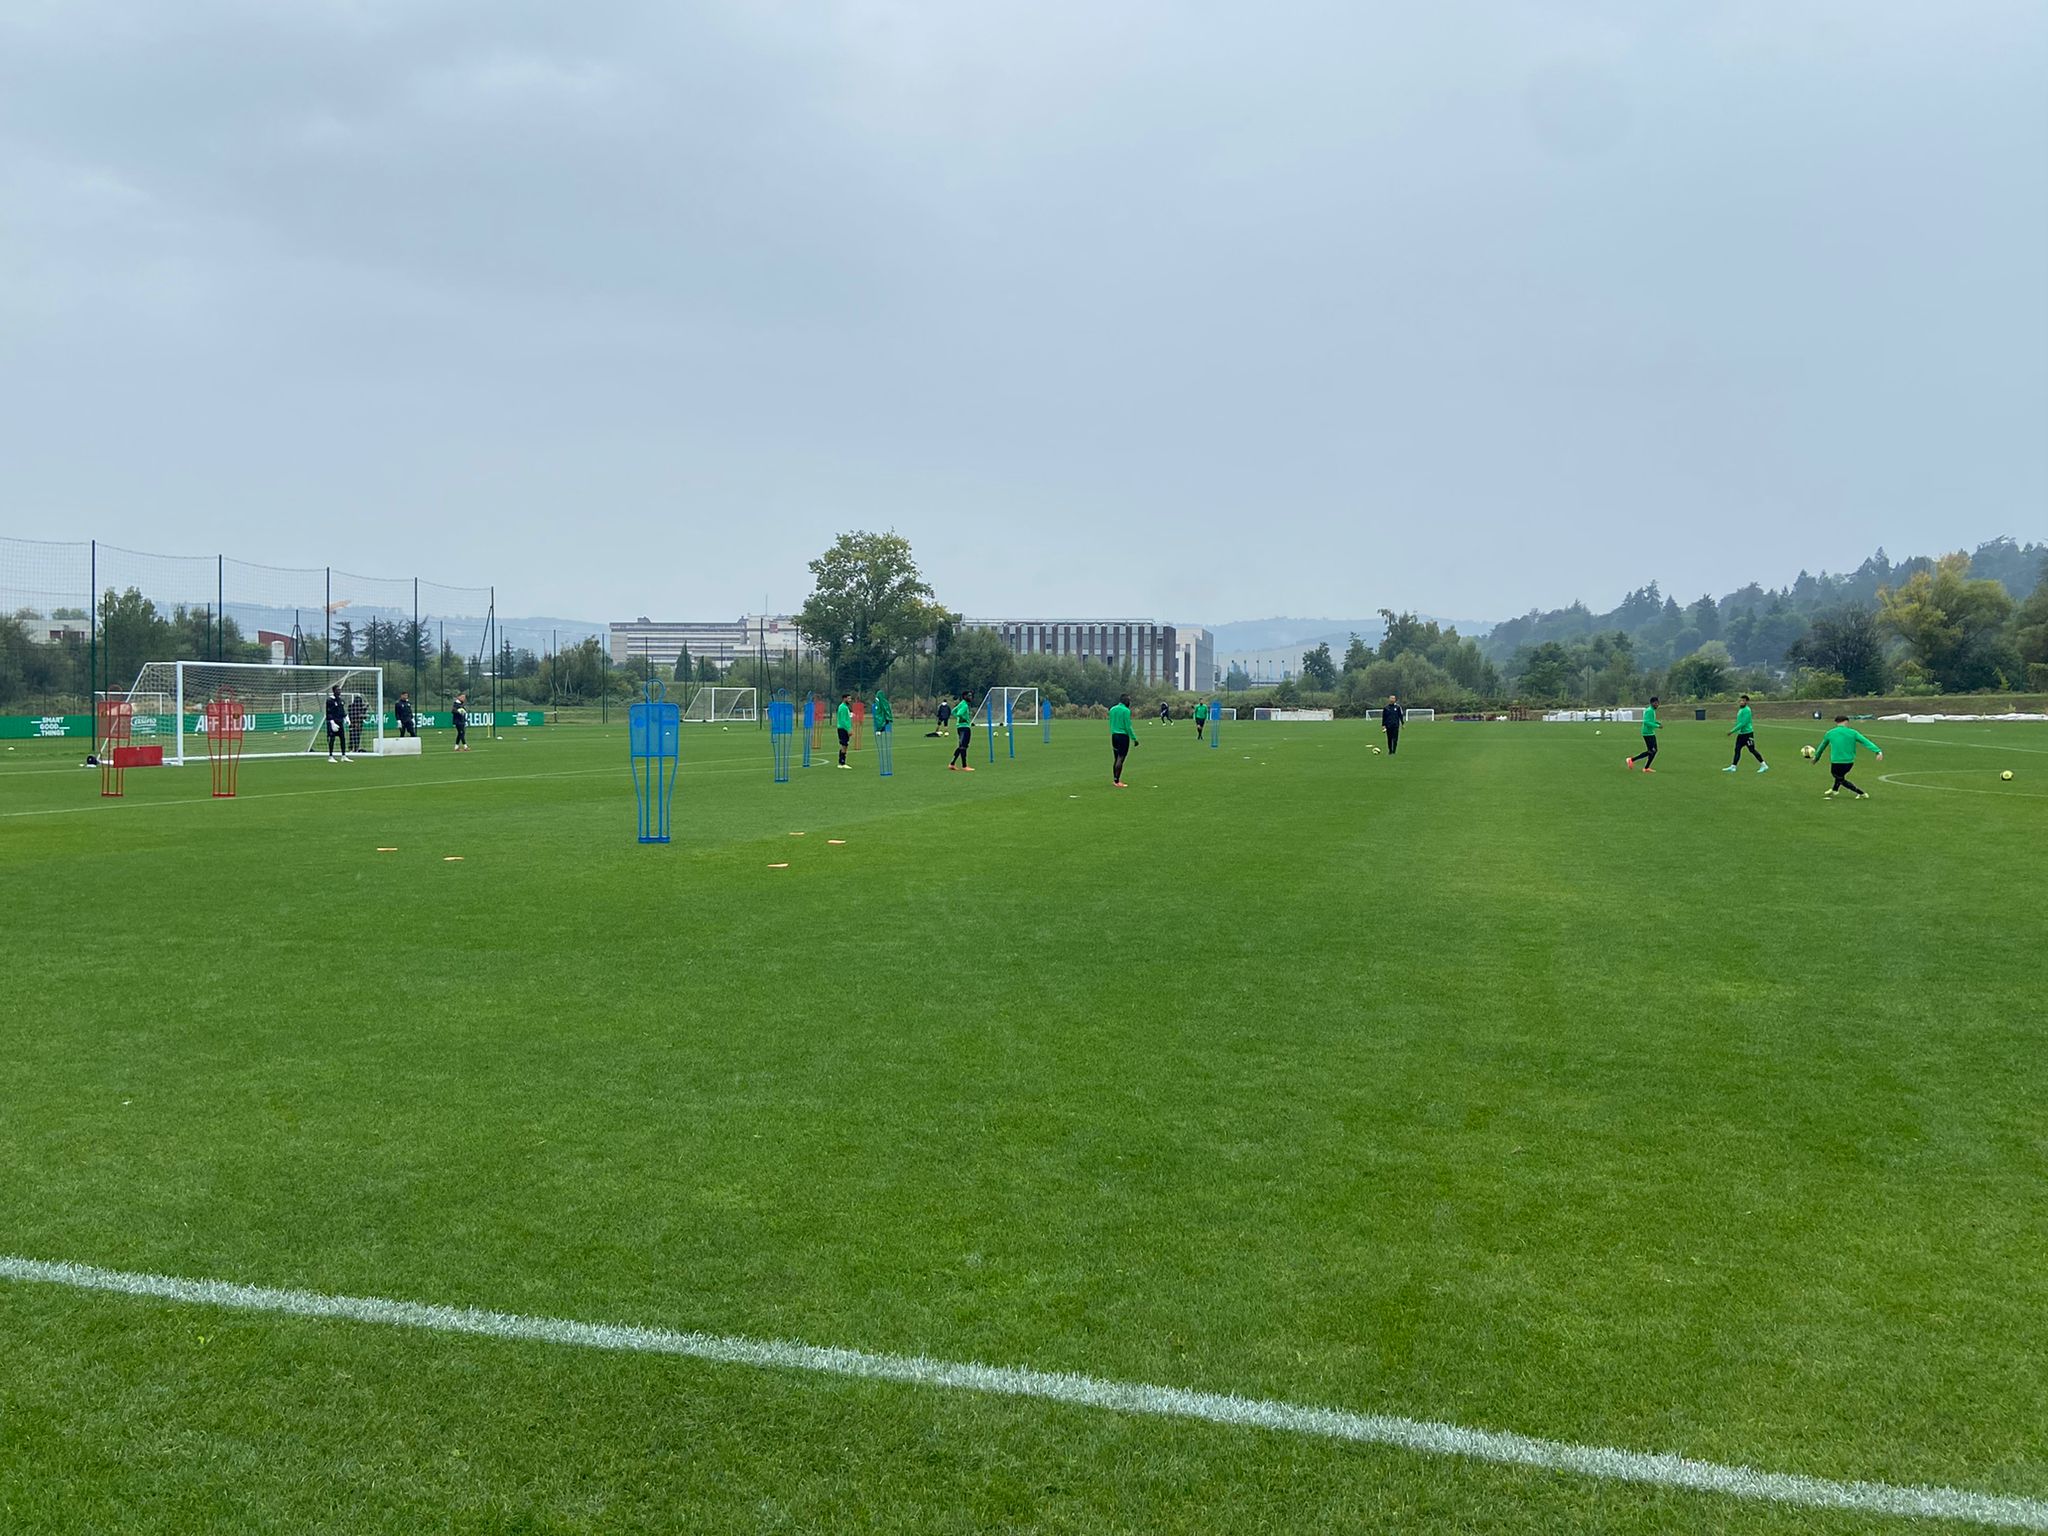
[0,0,2041,623]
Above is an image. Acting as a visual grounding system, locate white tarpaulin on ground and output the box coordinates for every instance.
[1875,712,2048,723]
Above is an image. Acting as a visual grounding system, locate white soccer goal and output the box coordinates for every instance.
[1404,708,1437,723]
[975,687,1040,732]
[118,661,385,764]
[681,685,757,722]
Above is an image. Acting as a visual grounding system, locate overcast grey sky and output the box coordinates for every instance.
[3,1,2043,625]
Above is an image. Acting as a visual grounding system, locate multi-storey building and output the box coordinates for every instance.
[608,615,799,670]
[1173,626,1215,693]
[964,619,1179,686]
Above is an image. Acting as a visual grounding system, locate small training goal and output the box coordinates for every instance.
[115,661,386,764]
[975,687,1040,733]
[681,686,757,723]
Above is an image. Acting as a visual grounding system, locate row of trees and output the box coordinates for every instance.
[1483,538,2045,673]
[0,588,509,711]
[9,535,2044,715]
[1498,551,2048,704]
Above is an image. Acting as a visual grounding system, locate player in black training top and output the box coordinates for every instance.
[452,693,470,751]
[395,692,417,737]
[324,685,350,763]
[1380,693,1405,756]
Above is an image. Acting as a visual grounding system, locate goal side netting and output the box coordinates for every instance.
[976,687,1040,732]
[117,662,386,764]
[681,685,757,722]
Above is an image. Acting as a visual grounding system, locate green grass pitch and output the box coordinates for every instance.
[1,715,2043,1533]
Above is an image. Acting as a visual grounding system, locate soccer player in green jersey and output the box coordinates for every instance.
[835,694,854,768]
[949,695,975,771]
[1625,697,1661,772]
[1194,699,1208,740]
[1108,694,1139,787]
[1724,694,1768,773]
[1814,715,1882,798]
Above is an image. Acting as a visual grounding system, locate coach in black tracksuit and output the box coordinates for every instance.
[395,693,417,737]
[1381,693,1405,756]
[324,686,349,760]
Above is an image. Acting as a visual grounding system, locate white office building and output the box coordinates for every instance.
[965,619,1180,686]
[1173,626,1215,693]
[608,615,800,669]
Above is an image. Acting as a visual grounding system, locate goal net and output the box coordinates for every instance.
[681,685,757,722]
[117,661,386,764]
[975,687,1040,732]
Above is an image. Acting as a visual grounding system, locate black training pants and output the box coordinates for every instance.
[1385,726,1400,756]
[1112,731,1130,782]
[952,727,971,766]
[1631,734,1658,766]
[1732,732,1763,765]
[838,726,851,765]
[1829,762,1862,795]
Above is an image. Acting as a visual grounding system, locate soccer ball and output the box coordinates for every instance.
[1801,745,1816,760]
[2002,770,2015,781]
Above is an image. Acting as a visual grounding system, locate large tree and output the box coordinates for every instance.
[798,531,953,691]
[1878,553,2018,692]
[1787,606,1888,695]
[2012,569,2048,687]
[1299,642,1337,690]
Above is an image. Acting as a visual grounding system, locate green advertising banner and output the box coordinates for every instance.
[0,710,548,740]
[0,713,93,740]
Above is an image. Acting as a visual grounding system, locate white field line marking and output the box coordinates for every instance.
[2,1256,2044,1530]
[1759,725,2048,756]
[0,767,620,819]
[0,756,776,820]
[1878,771,2048,800]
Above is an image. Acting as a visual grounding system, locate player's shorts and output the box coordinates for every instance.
[838,728,851,747]
[1111,732,1131,752]
[1736,733,1754,748]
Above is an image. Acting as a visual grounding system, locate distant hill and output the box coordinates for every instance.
[1204,615,1493,654]
[1481,536,2046,671]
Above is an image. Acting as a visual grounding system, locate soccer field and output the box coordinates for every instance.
[2,716,2043,1534]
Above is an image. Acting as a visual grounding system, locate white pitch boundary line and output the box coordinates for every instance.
[1757,724,2048,756]
[2,1256,2044,1530]
[0,754,782,820]
[1878,771,2048,800]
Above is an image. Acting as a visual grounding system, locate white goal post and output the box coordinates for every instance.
[117,661,385,764]
[681,685,757,722]
[975,687,1040,731]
